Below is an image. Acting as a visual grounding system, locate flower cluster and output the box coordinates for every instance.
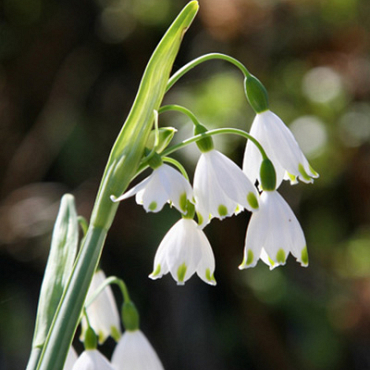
[111,75,318,286]
[65,270,164,370]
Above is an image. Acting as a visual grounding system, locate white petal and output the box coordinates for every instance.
[63,346,78,370]
[72,350,114,370]
[207,150,259,211]
[112,177,151,202]
[111,330,164,370]
[239,197,266,269]
[82,270,121,344]
[196,228,216,285]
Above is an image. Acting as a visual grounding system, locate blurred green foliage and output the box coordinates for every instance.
[0,0,370,369]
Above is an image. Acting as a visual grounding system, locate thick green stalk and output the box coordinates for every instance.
[36,3,199,369]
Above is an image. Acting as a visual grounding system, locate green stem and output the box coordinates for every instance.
[166,53,251,92]
[85,276,131,308]
[159,104,201,126]
[162,156,190,181]
[162,128,268,159]
[37,226,107,370]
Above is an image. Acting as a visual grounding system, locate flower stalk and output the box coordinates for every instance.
[34,3,199,369]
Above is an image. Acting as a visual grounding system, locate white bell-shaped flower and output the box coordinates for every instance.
[243,110,319,188]
[149,218,216,285]
[239,190,308,270]
[81,270,121,344]
[111,163,193,214]
[72,350,114,370]
[111,330,164,370]
[193,149,259,228]
[63,346,78,370]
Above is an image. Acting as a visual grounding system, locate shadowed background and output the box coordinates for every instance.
[1,0,370,369]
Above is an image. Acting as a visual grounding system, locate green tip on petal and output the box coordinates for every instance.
[287,172,298,184]
[246,249,254,265]
[149,201,157,211]
[309,164,319,177]
[298,163,312,182]
[177,263,187,284]
[268,255,275,267]
[179,192,187,212]
[218,204,228,217]
[205,269,216,285]
[197,212,204,226]
[111,326,121,342]
[276,249,286,264]
[301,246,309,266]
[151,264,161,277]
[247,192,259,209]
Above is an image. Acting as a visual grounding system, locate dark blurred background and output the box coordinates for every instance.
[1,0,370,369]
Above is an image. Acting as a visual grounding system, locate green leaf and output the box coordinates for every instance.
[26,195,78,370]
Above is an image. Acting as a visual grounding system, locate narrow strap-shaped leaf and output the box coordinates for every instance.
[26,194,78,370]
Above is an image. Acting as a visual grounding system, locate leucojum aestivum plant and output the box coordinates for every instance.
[25,2,319,369]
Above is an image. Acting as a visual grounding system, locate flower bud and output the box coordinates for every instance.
[145,127,177,153]
[260,158,276,191]
[194,124,214,153]
[244,75,269,113]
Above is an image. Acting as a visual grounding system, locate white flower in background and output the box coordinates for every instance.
[239,190,308,270]
[81,270,121,344]
[63,346,78,370]
[193,149,259,228]
[111,330,164,370]
[149,218,216,286]
[243,110,319,188]
[72,349,115,370]
[111,163,193,214]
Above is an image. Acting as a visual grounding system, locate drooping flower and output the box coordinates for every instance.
[111,163,192,214]
[111,330,164,370]
[71,349,115,370]
[149,218,216,285]
[63,346,78,370]
[81,270,121,344]
[239,190,308,270]
[243,110,319,188]
[193,149,259,228]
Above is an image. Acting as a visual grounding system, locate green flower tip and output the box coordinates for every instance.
[151,264,161,277]
[260,158,276,191]
[205,269,216,286]
[247,192,259,210]
[196,212,204,226]
[149,201,157,211]
[309,164,319,177]
[122,301,140,331]
[146,127,177,153]
[177,263,187,285]
[111,326,121,342]
[276,249,286,264]
[218,204,228,217]
[244,75,269,114]
[238,250,254,269]
[298,163,312,182]
[301,246,309,266]
[84,327,97,350]
[182,200,195,219]
[194,124,214,153]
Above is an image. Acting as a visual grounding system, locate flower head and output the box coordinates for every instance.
[81,270,121,344]
[193,149,259,228]
[243,110,319,188]
[72,349,115,370]
[149,218,216,285]
[239,190,308,270]
[111,330,164,370]
[111,163,192,214]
